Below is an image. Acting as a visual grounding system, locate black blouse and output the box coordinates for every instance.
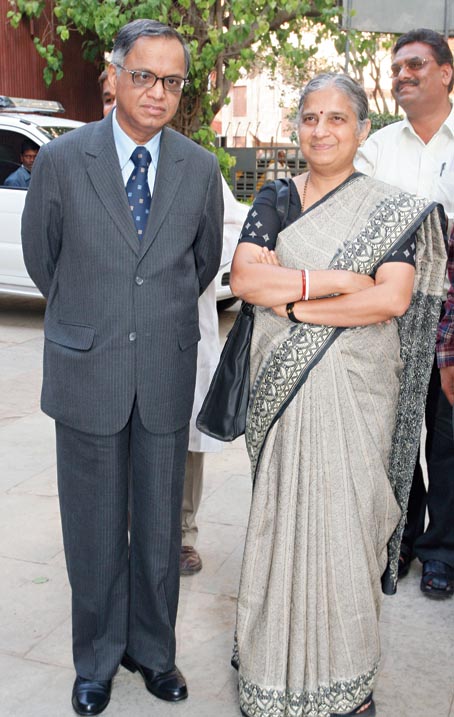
[238,179,416,267]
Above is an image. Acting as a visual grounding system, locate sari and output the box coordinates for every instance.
[235,174,446,717]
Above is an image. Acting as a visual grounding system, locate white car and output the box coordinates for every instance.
[0,96,244,306]
[0,97,83,296]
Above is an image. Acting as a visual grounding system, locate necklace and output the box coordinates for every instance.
[301,169,357,213]
[301,172,310,213]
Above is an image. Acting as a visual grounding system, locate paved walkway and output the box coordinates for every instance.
[1,295,453,717]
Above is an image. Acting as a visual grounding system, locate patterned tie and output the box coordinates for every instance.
[126,146,152,238]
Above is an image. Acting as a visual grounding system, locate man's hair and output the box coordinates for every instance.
[298,73,369,134]
[21,139,39,154]
[111,19,190,76]
[393,28,454,92]
[98,69,109,86]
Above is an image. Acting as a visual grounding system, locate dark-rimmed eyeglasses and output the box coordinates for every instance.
[390,57,433,78]
[115,64,189,93]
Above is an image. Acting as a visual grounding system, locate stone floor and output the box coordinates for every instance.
[0,294,453,717]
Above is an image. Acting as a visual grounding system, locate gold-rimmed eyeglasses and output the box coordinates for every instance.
[115,64,189,93]
[390,56,433,78]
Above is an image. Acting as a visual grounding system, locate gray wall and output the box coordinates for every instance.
[344,0,453,35]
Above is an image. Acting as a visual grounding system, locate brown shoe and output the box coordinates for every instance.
[180,545,202,576]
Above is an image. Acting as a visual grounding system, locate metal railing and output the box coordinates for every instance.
[226,146,306,202]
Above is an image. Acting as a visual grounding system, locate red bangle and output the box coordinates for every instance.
[301,269,306,301]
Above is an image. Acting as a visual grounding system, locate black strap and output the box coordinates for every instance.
[273,178,291,230]
[239,179,290,318]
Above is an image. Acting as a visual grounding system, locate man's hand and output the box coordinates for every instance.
[440,366,454,405]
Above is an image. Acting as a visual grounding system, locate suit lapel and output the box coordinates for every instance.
[85,115,140,256]
[139,127,185,258]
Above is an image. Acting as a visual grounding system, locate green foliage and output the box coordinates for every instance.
[335,30,398,114]
[369,111,401,134]
[6,0,344,169]
[191,124,236,178]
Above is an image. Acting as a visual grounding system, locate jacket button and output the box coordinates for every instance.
[129,332,137,342]
[135,276,144,286]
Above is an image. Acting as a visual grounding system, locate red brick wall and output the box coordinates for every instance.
[0,0,103,122]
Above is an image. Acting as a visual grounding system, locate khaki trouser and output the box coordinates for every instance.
[181,451,204,547]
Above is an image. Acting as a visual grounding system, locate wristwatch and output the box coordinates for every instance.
[286,302,302,324]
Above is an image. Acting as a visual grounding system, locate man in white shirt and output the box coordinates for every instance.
[180,179,247,576]
[356,28,454,599]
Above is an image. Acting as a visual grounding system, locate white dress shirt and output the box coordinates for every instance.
[111,109,161,195]
[355,105,454,222]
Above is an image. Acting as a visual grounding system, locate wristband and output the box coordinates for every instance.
[301,270,306,301]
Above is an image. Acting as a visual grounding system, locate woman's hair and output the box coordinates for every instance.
[298,73,369,134]
[111,19,190,76]
[393,28,454,92]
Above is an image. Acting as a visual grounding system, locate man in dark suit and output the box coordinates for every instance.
[22,19,223,716]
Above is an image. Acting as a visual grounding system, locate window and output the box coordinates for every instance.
[233,86,247,117]
[0,130,25,186]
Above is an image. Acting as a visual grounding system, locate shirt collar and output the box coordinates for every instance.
[401,102,454,140]
[112,109,161,170]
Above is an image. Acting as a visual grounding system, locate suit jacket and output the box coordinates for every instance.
[22,114,223,436]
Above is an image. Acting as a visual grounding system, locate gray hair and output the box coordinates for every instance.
[298,73,369,134]
[111,19,190,76]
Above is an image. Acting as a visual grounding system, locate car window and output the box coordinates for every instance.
[0,129,34,187]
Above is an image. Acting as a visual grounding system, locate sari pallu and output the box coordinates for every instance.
[236,175,446,717]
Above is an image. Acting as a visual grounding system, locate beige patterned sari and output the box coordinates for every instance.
[235,175,446,717]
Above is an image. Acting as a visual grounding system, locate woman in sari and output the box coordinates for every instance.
[229,74,446,717]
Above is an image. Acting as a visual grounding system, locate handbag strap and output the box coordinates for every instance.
[240,179,290,316]
[273,178,291,229]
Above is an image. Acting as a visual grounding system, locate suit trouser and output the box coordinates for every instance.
[403,356,454,568]
[55,401,189,681]
[181,451,204,547]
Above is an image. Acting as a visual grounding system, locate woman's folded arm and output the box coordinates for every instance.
[276,262,415,326]
[230,243,374,307]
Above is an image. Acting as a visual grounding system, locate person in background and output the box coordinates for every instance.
[356,27,454,599]
[263,149,288,184]
[98,68,117,117]
[22,19,223,716]
[437,230,454,406]
[181,180,248,575]
[4,139,39,188]
[97,61,248,576]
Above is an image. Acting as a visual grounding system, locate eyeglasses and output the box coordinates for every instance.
[390,56,433,78]
[115,64,188,93]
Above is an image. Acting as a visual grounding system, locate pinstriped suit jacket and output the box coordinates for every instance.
[21,114,224,436]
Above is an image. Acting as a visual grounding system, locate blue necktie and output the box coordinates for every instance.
[126,146,152,238]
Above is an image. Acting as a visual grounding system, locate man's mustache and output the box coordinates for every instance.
[395,79,419,92]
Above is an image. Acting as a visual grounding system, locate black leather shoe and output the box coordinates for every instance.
[121,653,188,702]
[71,675,112,715]
[398,546,413,579]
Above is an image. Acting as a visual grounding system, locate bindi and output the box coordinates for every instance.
[319,110,323,114]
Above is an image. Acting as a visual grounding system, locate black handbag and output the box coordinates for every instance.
[196,300,254,441]
[196,178,291,441]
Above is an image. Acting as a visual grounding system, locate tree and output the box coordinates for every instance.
[7,0,341,172]
[274,23,400,145]
[335,31,398,114]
